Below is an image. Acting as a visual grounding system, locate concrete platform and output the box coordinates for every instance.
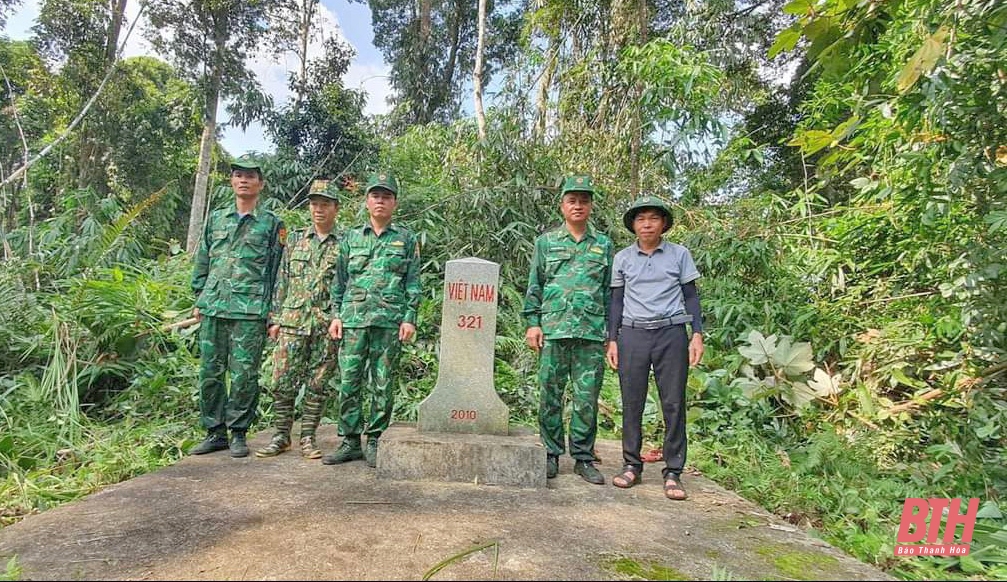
[0,425,895,581]
[377,424,547,488]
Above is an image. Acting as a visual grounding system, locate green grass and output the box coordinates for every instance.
[689,428,1007,581]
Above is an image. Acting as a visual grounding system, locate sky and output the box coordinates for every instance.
[3,0,392,156]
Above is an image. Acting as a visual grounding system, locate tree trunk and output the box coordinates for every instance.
[185,27,225,254]
[293,0,317,115]
[424,0,462,124]
[535,38,558,140]
[473,0,487,140]
[75,0,129,191]
[616,0,648,197]
[418,0,431,45]
[105,0,128,64]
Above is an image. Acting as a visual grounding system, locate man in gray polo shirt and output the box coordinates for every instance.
[606,196,704,500]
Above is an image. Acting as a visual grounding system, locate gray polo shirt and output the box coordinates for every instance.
[611,241,701,321]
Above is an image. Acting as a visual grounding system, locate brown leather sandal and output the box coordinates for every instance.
[664,475,688,500]
[612,466,641,489]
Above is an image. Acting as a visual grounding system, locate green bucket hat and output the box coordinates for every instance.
[560,175,596,197]
[308,179,341,203]
[229,155,262,172]
[623,196,673,234]
[365,171,398,196]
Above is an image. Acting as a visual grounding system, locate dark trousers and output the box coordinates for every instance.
[617,324,689,478]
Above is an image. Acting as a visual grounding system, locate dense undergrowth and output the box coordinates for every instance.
[2,1,1005,577]
[1,154,1003,580]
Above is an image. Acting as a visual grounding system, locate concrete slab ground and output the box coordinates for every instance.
[0,424,892,581]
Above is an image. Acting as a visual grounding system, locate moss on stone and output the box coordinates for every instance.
[755,543,839,580]
[601,556,690,580]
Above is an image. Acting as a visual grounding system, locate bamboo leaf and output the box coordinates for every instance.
[896,27,949,94]
[422,541,499,581]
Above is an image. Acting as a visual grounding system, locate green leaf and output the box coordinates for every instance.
[896,26,949,94]
[739,330,776,365]
[787,129,834,155]
[831,115,861,142]
[958,554,985,574]
[732,376,765,399]
[782,0,812,15]
[890,367,928,390]
[783,381,817,409]
[769,27,802,59]
[849,177,877,191]
[772,337,816,376]
[803,16,832,41]
[976,501,1003,520]
[985,211,1007,234]
[808,368,842,397]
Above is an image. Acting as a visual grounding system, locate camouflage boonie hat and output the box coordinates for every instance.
[623,196,673,234]
[308,179,340,203]
[365,171,398,196]
[229,155,262,172]
[560,175,596,197]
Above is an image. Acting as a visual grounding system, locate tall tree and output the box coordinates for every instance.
[268,0,320,115]
[266,35,375,199]
[144,0,270,253]
[362,0,521,129]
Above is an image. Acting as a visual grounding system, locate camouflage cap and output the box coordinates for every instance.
[308,179,340,203]
[623,195,673,234]
[560,175,596,196]
[365,171,398,196]
[229,155,262,172]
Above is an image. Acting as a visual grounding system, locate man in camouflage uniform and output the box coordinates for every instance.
[523,175,613,484]
[255,180,343,460]
[324,171,421,468]
[189,156,286,458]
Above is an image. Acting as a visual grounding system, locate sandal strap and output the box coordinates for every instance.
[613,467,640,487]
[664,476,687,499]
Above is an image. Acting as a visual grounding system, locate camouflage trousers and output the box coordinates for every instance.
[269,330,339,438]
[337,326,402,438]
[538,338,605,460]
[198,316,268,434]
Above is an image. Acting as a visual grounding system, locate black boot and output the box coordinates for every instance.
[574,460,604,485]
[322,437,363,465]
[229,432,249,458]
[189,432,228,455]
[546,455,559,479]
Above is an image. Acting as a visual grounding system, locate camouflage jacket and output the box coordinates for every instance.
[522,224,614,341]
[192,204,285,320]
[330,222,421,329]
[270,227,342,335]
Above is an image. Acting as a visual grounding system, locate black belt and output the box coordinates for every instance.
[621,315,690,330]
